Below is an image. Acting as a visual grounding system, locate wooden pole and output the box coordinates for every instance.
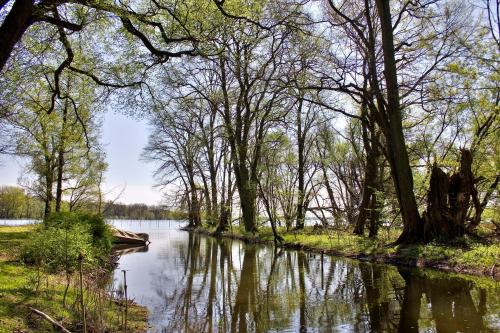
[78,252,87,333]
[122,270,128,333]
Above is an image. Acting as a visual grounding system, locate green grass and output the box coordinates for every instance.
[0,225,148,332]
[211,225,499,275]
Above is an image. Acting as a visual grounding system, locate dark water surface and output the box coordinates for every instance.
[110,220,500,333]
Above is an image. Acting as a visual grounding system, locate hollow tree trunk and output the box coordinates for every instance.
[422,149,478,241]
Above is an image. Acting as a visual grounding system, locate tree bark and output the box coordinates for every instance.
[55,97,69,212]
[354,106,379,235]
[296,98,305,230]
[375,0,422,243]
[216,159,232,234]
[44,157,54,219]
[422,149,478,241]
[0,0,34,71]
[238,181,257,233]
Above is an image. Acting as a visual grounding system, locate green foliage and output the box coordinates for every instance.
[44,212,112,253]
[21,212,112,273]
[0,226,148,332]
[207,225,499,274]
[0,186,44,219]
[21,224,95,273]
[457,243,500,269]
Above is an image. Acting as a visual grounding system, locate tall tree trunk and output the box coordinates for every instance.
[187,162,201,227]
[189,189,201,227]
[209,165,218,225]
[296,99,305,229]
[207,129,219,225]
[216,158,232,234]
[199,169,212,224]
[238,181,257,233]
[368,183,382,238]
[354,107,378,235]
[375,0,422,243]
[44,167,53,219]
[55,98,69,212]
[0,0,34,71]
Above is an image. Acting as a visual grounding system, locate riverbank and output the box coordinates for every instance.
[190,225,499,279]
[0,225,148,332]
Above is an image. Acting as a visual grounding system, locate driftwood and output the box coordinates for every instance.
[29,307,71,333]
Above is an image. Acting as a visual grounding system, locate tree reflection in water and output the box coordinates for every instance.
[118,231,499,333]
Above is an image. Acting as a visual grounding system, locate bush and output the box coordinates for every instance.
[21,212,112,273]
[44,212,112,252]
[21,224,96,272]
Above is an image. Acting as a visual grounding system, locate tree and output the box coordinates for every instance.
[144,103,203,228]
[6,67,104,217]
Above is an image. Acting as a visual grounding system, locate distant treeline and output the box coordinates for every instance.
[0,186,186,220]
[0,186,44,219]
[102,202,187,220]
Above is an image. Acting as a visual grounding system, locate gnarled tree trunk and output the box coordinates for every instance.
[423,149,478,241]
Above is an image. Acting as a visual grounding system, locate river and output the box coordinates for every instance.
[108,220,500,333]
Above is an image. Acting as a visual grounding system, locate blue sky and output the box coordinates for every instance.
[0,111,163,205]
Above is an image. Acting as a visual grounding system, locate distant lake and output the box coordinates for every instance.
[109,220,500,333]
[0,219,40,226]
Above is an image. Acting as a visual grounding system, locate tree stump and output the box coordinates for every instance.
[423,150,476,241]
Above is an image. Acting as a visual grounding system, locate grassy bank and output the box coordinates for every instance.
[194,225,500,279]
[0,225,148,332]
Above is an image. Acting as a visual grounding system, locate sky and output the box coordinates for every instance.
[0,111,164,205]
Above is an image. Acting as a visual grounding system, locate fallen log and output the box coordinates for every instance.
[28,307,71,333]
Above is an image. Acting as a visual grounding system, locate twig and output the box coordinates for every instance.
[28,307,72,333]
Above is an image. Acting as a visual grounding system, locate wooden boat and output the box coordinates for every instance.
[112,228,149,245]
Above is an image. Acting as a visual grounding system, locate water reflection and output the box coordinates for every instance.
[111,221,500,333]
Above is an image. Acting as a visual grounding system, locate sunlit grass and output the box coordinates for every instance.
[208,224,499,274]
[0,225,148,332]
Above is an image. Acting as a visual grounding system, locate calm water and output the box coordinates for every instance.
[107,220,500,333]
[0,219,40,226]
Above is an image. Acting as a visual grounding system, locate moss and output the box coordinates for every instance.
[456,243,500,269]
[0,225,148,332]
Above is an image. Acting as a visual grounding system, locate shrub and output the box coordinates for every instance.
[44,212,112,253]
[21,212,113,273]
[21,224,96,273]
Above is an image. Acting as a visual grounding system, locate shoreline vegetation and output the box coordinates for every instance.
[185,224,500,280]
[0,186,187,221]
[0,223,148,333]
